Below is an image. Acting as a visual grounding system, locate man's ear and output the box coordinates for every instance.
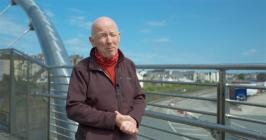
[89,37,95,47]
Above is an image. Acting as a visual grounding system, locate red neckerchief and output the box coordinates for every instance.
[94,50,119,85]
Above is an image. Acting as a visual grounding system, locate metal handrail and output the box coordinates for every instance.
[32,93,67,99]
[0,48,48,68]
[226,114,266,125]
[148,103,217,116]
[145,110,266,140]
[50,103,66,108]
[48,65,73,69]
[51,110,67,116]
[145,92,217,102]
[50,82,70,86]
[226,84,266,90]
[136,64,266,70]
[140,79,217,86]
[226,99,266,108]
[50,75,71,78]
[50,89,68,93]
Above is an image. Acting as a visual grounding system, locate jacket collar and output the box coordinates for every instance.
[88,47,125,71]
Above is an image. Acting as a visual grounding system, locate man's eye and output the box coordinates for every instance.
[98,34,107,38]
[96,32,119,39]
[110,33,118,37]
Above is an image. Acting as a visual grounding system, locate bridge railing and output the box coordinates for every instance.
[46,64,266,140]
[0,48,49,140]
[1,48,266,140]
[136,64,266,140]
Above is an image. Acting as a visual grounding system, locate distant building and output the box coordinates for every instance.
[137,70,146,88]
[70,55,83,65]
[0,60,10,80]
[32,53,45,64]
[145,69,169,81]
[245,73,257,81]
[31,53,84,66]
[171,70,195,82]
[193,71,219,82]
[257,73,266,81]
[144,69,196,83]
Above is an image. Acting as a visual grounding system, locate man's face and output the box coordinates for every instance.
[90,22,120,59]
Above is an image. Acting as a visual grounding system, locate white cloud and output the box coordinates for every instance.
[0,33,40,54]
[69,16,92,30]
[0,16,25,37]
[242,48,257,56]
[44,9,54,18]
[126,51,159,64]
[14,40,41,55]
[68,8,85,15]
[0,39,10,47]
[147,20,166,27]
[139,29,150,33]
[65,38,87,47]
[65,37,90,55]
[152,37,171,43]
[143,37,171,45]
[0,16,40,53]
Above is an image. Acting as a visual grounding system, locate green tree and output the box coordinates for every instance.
[237,74,245,80]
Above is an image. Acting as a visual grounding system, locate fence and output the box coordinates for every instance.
[1,48,266,140]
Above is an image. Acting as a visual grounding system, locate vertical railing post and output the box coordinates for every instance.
[224,83,231,139]
[217,69,226,140]
[9,49,15,135]
[26,58,30,139]
[47,68,51,140]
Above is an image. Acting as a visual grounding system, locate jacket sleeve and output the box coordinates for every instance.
[128,62,146,127]
[66,65,116,130]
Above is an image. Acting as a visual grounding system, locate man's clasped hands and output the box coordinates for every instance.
[115,111,138,135]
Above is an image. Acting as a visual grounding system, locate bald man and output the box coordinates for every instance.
[66,17,146,140]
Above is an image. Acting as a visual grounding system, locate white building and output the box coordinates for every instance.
[137,70,147,88]
[193,71,219,82]
[0,60,10,80]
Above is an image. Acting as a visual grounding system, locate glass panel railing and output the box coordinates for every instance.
[0,52,10,131]
[27,62,49,140]
[13,53,28,139]
[0,49,49,140]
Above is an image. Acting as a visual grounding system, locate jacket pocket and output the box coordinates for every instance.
[120,103,133,115]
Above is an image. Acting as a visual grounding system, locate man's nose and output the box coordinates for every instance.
[106,35,112,43]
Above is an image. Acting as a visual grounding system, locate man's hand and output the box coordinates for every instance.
[115,111,138,135]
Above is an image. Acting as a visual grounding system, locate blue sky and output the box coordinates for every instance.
[0,0,265,64]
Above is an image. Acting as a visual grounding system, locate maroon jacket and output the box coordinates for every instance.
[66,48,146,140]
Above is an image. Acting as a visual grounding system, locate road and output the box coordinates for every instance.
[138,88,266,140]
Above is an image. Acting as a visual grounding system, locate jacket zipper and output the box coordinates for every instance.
[115,66,122,112]
[98,68,122,112]
[115,84,121,112]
